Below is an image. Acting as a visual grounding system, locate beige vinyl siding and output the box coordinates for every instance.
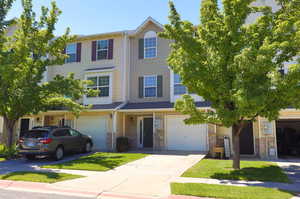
[129,22,172,103]
[47,35,124,102]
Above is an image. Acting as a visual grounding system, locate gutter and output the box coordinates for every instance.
[111,102,128,151]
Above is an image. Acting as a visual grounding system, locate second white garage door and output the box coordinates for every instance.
[76,115,108,151]
[167,115,208,151]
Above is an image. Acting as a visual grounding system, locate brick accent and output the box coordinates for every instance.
[154,114,165,150]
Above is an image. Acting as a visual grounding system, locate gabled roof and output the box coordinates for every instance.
[130,16,164,36]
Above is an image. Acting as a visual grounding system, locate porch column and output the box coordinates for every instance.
[153,112,155,151]
[122,113,126,137]
[112,111,118,151]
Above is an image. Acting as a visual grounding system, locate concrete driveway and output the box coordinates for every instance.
[49,153,206,198]
[0,152,206,198]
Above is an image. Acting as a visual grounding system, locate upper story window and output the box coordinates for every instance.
[65,43,81,63]
[139,31,157,59]
[144,75,157,97]
[66,43,77,63]
[92,39,114,61]
[174,74,187,95]
[139,75,163,98]
[87,75,110,97]
[97,40,109,60]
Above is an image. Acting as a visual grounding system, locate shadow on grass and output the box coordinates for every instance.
[211,165,290,183]
[48,154,128,170]
[0,171,61,180]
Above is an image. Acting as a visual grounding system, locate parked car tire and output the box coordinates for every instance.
[83,142,92,153]
[54,146,64,161]
[25,154,36,160]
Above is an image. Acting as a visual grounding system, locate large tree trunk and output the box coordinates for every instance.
[232,124,241,170]
[3,117,17,150]
[232,122,246,170]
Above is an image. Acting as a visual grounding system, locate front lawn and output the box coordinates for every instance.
[171,183,295,199]
[182,159,289,183]
[42,152,147,171]
[0,171,83,183]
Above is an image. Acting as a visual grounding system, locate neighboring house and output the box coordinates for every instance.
[7,0,300,159]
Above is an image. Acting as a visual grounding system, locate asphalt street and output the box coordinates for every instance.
[0,189,95,199]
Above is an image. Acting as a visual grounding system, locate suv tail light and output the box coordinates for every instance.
[39,138,53,144]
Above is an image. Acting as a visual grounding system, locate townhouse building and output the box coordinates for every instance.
[5,0,300,159]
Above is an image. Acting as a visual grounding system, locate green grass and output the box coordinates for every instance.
[0,157,5,162]
[171,183,296,199]
[42,152,148,171]
[182,159,290,183]
[0,171,83,183]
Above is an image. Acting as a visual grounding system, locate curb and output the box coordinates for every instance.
[0,180,99,197]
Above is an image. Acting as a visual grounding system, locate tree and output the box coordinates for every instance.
[0,0,93,154]
[160,0,300,169]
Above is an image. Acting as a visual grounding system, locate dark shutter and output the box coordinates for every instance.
[108,39,114,59]
[76,42,81,62]
[157,75,163,97]
[138,77,144,98]
[138,39,144,59]
[91,41,97,61]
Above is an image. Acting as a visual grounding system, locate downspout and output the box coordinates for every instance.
[111,102,128,151]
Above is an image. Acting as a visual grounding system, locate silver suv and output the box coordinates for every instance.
[18,126,93,160]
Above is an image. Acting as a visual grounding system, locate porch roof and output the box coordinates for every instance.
[120,101,211,110]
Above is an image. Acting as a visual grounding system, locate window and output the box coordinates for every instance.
[144,76,157,97]
[144,37,157,58]
[70,129,81,137]
[87,75,110,97]
[174,74,187,95]
[144,31,157,59]
[66,43,77,63]
[53,129,70,137]
[96,40,108,60]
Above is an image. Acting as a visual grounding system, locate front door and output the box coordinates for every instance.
[240,121,254,155]
[143,118,153,148]
[20,119,30,137]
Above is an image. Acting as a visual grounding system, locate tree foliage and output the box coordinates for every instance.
[0,0,94,150]
[160,0,300,169]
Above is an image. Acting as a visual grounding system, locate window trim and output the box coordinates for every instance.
[173,73,187,95]
[143,31,157,59]
[144,75,157,98]
[144,37,157,59]
[65,43,77,64]
[96,39,109,60]
[86,75,110,98]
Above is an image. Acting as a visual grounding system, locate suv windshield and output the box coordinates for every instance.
[23,130,49,138]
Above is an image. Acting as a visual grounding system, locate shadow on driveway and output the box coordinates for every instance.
[0,153,93,175]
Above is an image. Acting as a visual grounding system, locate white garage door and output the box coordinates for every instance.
[76,116,108,151]
[167,115,208,151]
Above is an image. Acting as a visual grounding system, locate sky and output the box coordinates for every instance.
[7,0,207,36]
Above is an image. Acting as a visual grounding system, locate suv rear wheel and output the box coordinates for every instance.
[54,146,64,160]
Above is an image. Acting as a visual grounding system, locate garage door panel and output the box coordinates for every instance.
[167,115,208,151]
[76,116,107,150]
